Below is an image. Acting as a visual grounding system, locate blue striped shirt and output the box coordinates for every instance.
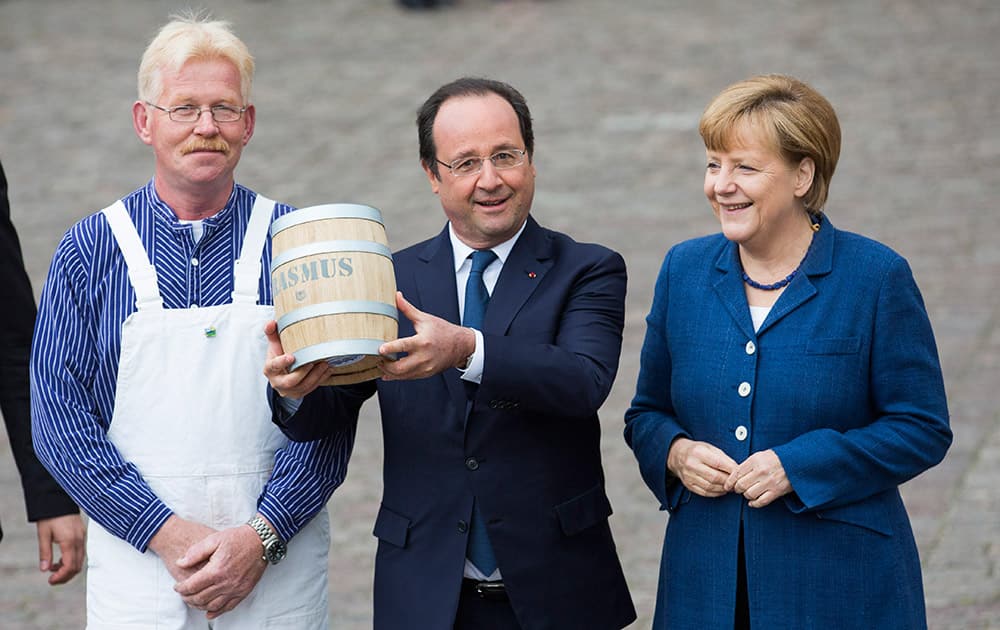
[30,180,354,551]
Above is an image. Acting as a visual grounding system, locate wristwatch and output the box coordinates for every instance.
[246,515,287,565]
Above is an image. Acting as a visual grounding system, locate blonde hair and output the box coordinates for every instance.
[699,74,841,213]
[137,11,254,104]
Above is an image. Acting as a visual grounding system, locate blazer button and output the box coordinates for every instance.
[457,520,469,533]
[738,382,752,397]
[465,457,479,471]
[745,340,756,355]
[735,425,748,441]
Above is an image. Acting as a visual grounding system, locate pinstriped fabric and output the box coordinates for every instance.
[29,180,355,551]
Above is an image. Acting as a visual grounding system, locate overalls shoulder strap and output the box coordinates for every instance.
[231,194,275,304]
[101,200,163,310]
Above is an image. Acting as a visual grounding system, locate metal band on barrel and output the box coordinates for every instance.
[276,300,399,332]
[290,339,388,371]
[270,240,393,269]
[270,204,384,236]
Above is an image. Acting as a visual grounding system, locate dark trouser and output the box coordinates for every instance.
[735,523,750,630]
[455,579,521,630]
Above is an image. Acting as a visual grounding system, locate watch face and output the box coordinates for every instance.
[265,540,287,564]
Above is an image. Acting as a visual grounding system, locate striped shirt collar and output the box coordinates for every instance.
[143,178,240,227]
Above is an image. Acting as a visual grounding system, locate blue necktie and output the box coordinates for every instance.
[463,250,496,331]
[462,249,498,575]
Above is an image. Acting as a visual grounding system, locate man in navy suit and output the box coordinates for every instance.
[265,78,635,630]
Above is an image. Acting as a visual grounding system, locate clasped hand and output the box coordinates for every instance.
[149,516,267,619]
[666,438,792,508]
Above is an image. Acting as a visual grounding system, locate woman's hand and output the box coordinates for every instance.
[667,437,739,497]
[724,449,792,507]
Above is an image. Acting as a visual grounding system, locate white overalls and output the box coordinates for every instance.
[86,197,329,629]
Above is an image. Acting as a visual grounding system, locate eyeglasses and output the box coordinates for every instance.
[435,149,527,177]
[145,102,247,123]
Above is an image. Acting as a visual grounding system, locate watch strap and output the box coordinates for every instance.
[246,515,281,562]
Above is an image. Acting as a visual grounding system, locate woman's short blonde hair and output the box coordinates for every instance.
[699,74,841,213]
[138,12,254,105]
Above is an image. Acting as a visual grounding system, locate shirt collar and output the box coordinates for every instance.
[146,178,239,227]
[449,220,527,274]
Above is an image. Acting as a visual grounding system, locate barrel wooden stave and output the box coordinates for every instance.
[270,204,397,385]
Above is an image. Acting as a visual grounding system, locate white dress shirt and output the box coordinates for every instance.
[449,220,526,385]
[450,221,526,581]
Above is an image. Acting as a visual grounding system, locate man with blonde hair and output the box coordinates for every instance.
[31,14,350,628]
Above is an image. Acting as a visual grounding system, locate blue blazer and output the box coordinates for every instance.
[276,216,636,630]
[625,220,951,629]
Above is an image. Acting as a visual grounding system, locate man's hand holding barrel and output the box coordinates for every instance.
[263,320,336,399]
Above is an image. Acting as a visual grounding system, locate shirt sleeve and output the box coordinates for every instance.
[256,424,357,542]
[458,328,485,384]
[30,233,172,551]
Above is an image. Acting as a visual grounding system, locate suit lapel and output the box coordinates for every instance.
[485,217,553,334]
[712,218,836,336]
[710,222,835,338]
[413,227,465,403]
[756,219,834,334]
[757,276,817,335]
[712,241,756,340]
[411,218,557,408]
[414,227,460,324]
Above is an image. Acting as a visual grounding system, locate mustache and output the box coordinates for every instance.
[181,139,231,155]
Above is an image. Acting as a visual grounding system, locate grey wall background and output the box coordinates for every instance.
[1,1,998,627]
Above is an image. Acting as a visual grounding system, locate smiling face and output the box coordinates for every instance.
[133,57,255,208]
[704,121,814,252]
[422,93,536,250]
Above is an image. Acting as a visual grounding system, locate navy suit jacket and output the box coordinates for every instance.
[275,216,636,630]
[625,219,951,629]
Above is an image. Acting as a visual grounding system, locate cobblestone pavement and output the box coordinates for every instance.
[1,0,998,627]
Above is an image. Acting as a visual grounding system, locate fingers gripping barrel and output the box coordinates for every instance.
[270,204,397,385]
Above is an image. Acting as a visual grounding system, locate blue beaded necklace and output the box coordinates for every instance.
[741,215,821,291]
[741,268,799,291]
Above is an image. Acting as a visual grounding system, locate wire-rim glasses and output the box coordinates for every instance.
[145,102,247,123]
[436,149,527,177]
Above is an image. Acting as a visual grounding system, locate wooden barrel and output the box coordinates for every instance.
[270,204,397,385]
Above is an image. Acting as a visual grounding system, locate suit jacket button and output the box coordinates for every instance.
[465,457,479,471]
[457,520,469,533]
[738,382,752,397]
[735,425,748,441]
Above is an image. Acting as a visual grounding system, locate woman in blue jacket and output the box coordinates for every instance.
[625,74,951,629]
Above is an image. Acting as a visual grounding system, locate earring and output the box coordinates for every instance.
[807,211,822,232]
